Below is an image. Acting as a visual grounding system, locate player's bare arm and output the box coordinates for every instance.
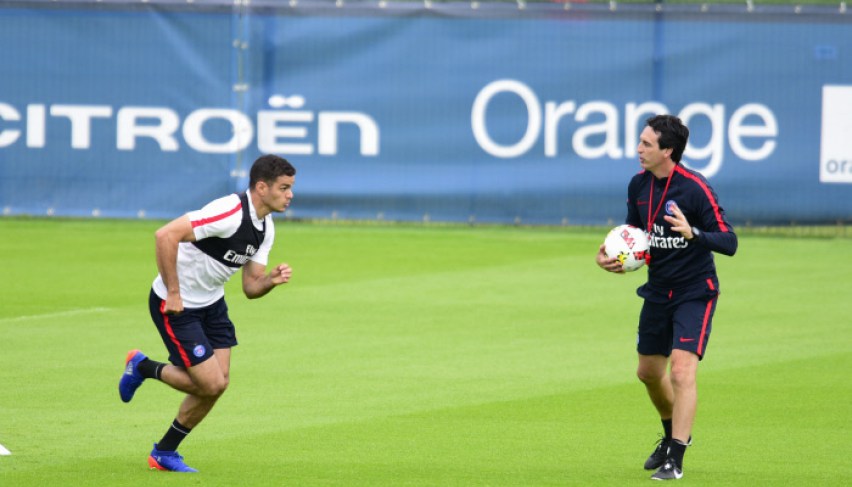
[663,203,695,240]
[596,244,625,274]
[242,260,292,299]
[155,215,196,314]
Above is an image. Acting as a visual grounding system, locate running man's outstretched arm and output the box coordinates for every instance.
[242,260,292,299]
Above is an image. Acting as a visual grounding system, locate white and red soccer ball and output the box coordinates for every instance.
[604,224,650,272]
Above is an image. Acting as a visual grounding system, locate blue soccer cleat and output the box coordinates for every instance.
[148,444,198,473]
[119,349,148,403]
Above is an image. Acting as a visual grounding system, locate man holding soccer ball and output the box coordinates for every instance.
[595,115,737,480]
[118,154,296,473]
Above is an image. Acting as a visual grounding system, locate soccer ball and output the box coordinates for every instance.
[604,224,650,272]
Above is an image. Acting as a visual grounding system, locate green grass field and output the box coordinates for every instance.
[0,218,850,486]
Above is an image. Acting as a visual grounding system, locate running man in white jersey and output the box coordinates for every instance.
[118,154,296,473]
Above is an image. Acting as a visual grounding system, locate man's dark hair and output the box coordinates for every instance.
[646,115,689,163]
[249,154,296,189]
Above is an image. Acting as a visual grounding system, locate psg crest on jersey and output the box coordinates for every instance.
[665,200,677,215]
[193,345,206,357]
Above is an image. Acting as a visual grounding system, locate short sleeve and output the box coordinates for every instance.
[187,194,243,240]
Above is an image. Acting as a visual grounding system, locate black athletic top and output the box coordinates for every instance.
[625,164,737,291]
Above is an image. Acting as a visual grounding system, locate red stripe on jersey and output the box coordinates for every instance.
[674,165,728,232]
[190,202,242,228]
[160,300,192,368]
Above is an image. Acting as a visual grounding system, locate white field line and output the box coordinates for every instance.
[0,443,10,455]
[0,307,111,323]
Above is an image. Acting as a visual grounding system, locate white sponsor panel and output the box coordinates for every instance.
[820,85,852,184]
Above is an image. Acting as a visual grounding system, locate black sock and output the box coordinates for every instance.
[662,418,673,440]
[156,419,192,452]
[669,440,688,468]
[137,358,166,380]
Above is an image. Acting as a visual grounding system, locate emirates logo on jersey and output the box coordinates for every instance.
[223,244,257,265]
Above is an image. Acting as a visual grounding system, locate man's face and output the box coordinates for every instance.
[637,126,672,173]
[259,174,295,213]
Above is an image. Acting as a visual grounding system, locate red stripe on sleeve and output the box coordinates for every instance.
[190,202,242,228]
[674,165,728,232]
[160,300,192,368]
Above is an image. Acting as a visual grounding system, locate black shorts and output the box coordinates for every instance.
[149,289,238,368]
[636,277,720,360]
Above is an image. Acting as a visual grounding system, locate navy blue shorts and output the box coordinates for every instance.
[636,277,720,360]
[149,289,238,368]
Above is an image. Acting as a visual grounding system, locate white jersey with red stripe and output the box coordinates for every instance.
[152,191,275,308]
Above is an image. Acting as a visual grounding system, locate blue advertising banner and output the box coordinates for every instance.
[1,1,851,224]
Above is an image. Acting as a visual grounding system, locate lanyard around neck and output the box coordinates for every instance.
[647,167,674,233]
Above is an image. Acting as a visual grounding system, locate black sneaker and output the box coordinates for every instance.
[644,435,693,470]
[644,436,670,470]
[650,458,683,480]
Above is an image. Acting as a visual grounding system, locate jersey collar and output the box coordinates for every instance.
[245,190,265,228]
